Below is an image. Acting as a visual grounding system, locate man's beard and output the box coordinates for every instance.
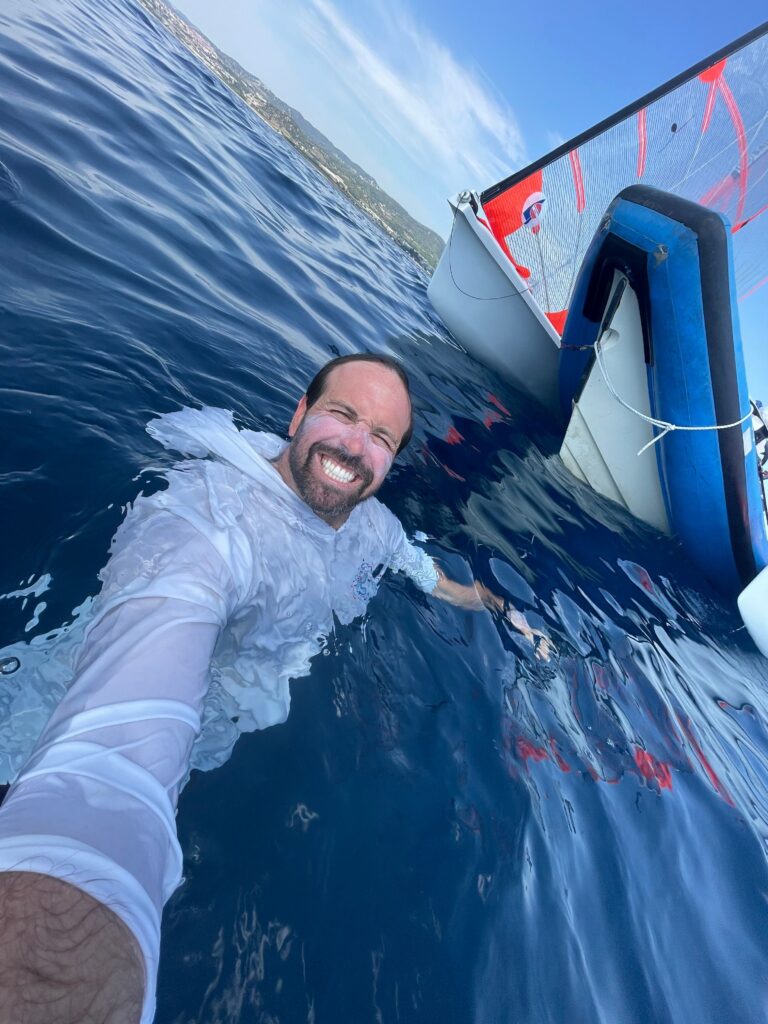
[288,438,375,520]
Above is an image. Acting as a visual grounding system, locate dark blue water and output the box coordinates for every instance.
[2,2,768,1021]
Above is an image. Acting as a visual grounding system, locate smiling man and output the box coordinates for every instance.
[275,356,412,526]
[0,353,549,1024]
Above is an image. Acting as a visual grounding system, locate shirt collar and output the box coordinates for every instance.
[147,407,366,538]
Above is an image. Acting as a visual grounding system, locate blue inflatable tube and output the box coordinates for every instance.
[559,185,768,595]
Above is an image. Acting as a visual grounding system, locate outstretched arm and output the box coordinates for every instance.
[384,522,553,661]
[0,508,237,1024]
[431,566,553,661]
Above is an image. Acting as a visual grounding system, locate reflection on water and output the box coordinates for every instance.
[1,0,767,1020]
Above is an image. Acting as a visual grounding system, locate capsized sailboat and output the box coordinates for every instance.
[427,22,768,655]
[558,185,768,586]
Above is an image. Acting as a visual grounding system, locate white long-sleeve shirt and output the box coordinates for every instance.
[0,406,438,1023]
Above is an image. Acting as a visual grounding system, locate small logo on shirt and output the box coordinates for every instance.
[351,561,378,602]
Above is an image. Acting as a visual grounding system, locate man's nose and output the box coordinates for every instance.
[342,426,368,455]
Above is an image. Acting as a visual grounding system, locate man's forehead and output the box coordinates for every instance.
[324,363,408,405]
[314,361,411,438]
[323,361,401,394]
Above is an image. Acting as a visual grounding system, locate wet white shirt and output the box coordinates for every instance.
[0,406,438,1023]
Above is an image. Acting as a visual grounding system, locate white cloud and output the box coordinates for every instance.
[296,0,528,192]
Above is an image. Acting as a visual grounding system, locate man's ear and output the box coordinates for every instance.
[287,395,308,438]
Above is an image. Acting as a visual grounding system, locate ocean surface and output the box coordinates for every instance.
[2,1,768,1021]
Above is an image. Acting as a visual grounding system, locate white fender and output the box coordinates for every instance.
[738,565,768,658]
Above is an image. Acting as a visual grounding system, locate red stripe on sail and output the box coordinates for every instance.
[698,60,726,132]
[701,80,718,132]
[569,149,586,212]
[717,76,749,226]
[636,108,647,178]
[733,200,768,234]
[739,273,768,302]
[699,172,737,209]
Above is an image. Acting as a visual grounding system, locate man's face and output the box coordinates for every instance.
[284,362,411,526]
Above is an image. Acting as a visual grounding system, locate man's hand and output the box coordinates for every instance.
[431,570,553,662]
[503,605,554,662]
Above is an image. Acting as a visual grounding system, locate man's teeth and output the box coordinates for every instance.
[320,456,356,483]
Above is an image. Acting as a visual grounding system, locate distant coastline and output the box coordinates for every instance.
[136,0,445,271]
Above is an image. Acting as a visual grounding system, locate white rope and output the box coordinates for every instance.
[592,334,752,456]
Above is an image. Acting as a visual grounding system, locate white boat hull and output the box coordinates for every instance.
[427,194,561,416]
[560,274,671,535]
[738,566,768,657]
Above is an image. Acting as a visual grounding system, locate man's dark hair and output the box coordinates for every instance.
[304,353,413,453]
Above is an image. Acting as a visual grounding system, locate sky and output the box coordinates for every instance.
[170,0,767,396]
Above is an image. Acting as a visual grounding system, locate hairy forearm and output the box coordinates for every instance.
[431,571,494,611]
[0,872,144,1024]
[433,571,519,620]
